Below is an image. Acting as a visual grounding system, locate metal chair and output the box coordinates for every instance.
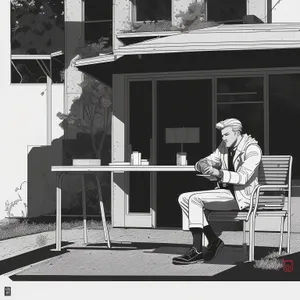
[206,155,293,262]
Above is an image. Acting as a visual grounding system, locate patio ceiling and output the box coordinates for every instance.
[75,23,300,67]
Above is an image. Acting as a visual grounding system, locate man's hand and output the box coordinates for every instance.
[206,167,222,178]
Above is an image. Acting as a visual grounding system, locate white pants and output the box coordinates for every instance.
[178,189,239,231]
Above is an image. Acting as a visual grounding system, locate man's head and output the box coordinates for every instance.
[216,118,242,148]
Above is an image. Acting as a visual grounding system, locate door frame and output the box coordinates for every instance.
[112,67,300,228]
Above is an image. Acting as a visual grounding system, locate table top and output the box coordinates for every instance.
[51,165,208,173]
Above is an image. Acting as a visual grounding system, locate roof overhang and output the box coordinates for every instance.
[74,23,300,67]
[11,51,64,60]
[75,54,120,67]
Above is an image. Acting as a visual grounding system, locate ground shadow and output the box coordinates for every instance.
[9,249,300,281]
[64,241,192,253]
[214,251,300,280]
[0,241,73,275]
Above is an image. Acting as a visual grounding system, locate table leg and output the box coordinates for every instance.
[81,175,88,244]
[54,172,65,251]
[95,174,111,248]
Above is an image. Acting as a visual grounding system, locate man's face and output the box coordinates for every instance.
[221,127,239,148]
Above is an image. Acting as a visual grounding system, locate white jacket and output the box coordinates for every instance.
[195,134,262,210]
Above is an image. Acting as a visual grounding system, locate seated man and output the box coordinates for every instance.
[172,118,262,265]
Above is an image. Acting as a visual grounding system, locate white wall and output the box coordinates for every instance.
[0,0,64,220]
[272,0,300,22]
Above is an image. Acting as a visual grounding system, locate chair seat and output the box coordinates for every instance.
[208,209,287,222]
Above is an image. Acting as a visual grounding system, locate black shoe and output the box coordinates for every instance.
[172,247,204,265]
[204,238,224,261]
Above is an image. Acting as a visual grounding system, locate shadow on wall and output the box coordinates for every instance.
[27,135,111,218]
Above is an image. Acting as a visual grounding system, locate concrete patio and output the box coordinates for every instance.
[1,226,300,280]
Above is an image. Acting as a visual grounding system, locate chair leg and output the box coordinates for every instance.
[251,214,256,262]
[81,175,88,244]
[279,216,285,255]
[248,215,253,262]
[287,212,291,254]
[243,221,247,254]
[95,174,111,248]
[249,213,256,262]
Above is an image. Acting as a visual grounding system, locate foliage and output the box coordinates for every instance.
[123,1,218,33]
[4,181,28,221]
[254,251,287,270]
[176,1,206,28]
[0,220,110,241]
[57,75,112,159]
[11,0,64,54]
[76,37,113,59]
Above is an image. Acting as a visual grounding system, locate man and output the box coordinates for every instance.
[172,118,262,265]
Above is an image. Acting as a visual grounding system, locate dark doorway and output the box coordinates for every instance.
[156,79,215,227]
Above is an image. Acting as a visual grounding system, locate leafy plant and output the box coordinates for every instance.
[176,1,206,29]
[4,181,28,221]
[76,37,113,59]
[254,251,287,271]
[57,75,112,159]
[11,0,64,54]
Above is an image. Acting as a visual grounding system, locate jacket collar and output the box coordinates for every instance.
[232,134,248,163]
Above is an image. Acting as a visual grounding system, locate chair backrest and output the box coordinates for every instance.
[257,155,292,210]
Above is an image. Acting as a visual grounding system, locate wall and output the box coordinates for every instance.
[0,0,64,220]
[0,81,64,220]
[272,0,300,22]
[247,0,269,22]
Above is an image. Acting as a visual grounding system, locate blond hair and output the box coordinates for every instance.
[216,118,242,133]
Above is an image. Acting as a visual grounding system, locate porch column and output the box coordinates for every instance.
[114,0,132,50]
[64,0,85,138]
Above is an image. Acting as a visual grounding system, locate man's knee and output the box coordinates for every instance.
[188,194,205,208]
[178,192,190,206]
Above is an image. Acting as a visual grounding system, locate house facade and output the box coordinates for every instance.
[1,1,299,224]
[65,0,300,230]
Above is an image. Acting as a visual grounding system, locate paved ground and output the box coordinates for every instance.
[1,197,300,279]
[1,227,300,279]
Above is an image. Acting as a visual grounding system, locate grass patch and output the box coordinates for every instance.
[0,219,111,241]
[254,251,287,271]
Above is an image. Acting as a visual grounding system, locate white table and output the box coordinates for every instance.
[51,165,212,251]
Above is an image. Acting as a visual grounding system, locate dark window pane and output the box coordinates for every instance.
[207,0,246,22]
[11,59,50,83]
[85,0,112,21]
[52,54,65,83]
[84,22,112,46]
[217,77,264,103]
[269,74,300,178]
[136,0,171,22]
[217,103,264,152]
[217,77,263,93]
[129,81,152,213]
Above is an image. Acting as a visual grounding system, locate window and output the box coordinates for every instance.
[207,0,246,23]
[133,0,172,22]
[11,54,64,84]
[11,59,50,84]
[269,74,300,178]
[84,0,112,46]
[216,77,264,151]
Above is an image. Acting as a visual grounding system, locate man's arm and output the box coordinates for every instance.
[194,144,223,173]
[220,144,262,185]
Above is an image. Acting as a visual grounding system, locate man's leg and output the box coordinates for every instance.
[173,191,207,265]
[188,189,238,261]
